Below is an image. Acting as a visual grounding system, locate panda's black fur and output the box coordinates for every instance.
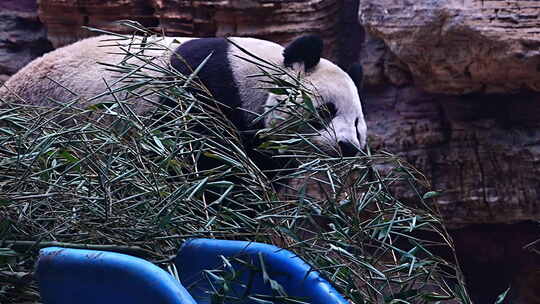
[165,36,355,184]
[168,38,249,130]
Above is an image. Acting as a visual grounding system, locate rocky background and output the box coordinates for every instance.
[0,0,52,81]
[1,0,539,303]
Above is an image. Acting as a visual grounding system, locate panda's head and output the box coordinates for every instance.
[265,35,367,157]
[170,35,366,157]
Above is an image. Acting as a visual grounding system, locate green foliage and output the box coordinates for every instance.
[0,23,471,303]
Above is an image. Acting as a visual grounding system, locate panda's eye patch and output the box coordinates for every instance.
[316,103,337,123]
[309,103,337,130]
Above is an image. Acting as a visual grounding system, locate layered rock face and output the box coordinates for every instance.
[38,0,344,61]
[359,0,540,94]
[359,1,540,303]
[358,0,540,228]
[38,0,159,48]
[364,86,540,228]
[0,0,52,82]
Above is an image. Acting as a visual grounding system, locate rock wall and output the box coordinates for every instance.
[38,0,159,48]
[38,0,344,62]
[359,0,540,94]
[364,86,540,228]
[0,0,52,82]
[363,87,540,303]
[358,1,540,302]
[358,0,540,227]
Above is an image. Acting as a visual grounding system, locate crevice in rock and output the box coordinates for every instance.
[472,131,494,217]
[338,0,363,69]
[450,221,540,303]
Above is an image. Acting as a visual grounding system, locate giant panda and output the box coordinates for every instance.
[0,34,367,172]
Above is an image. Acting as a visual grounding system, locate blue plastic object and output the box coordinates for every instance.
[36,247,197,304]
[175,238,349,304]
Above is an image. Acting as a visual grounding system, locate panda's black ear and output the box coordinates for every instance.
[348,63,363,90]
[283,35,323,71]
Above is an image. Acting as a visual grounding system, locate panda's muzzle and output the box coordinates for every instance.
[338,140,359,157]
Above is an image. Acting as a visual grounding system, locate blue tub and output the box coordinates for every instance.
[36,239,349,304]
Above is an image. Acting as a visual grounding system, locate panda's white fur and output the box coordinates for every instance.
[0,35,366,154]
[0,36,189,114]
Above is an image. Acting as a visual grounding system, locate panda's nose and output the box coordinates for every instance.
[338,141,359,157]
